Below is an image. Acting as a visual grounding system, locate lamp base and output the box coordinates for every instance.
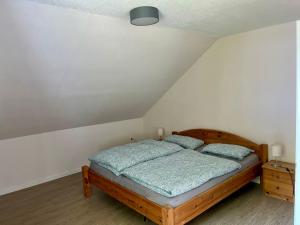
[271,160,281,168]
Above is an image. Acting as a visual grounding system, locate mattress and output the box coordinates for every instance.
[90,153,259,207]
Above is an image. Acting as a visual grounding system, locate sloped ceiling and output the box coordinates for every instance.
[29,0,300,36]
[1,0,300,140]
[0,0,216,139]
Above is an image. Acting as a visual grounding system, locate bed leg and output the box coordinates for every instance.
[162,206,175,225]
[82,166,92,198]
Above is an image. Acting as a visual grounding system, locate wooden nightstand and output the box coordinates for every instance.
[262,160,295,202]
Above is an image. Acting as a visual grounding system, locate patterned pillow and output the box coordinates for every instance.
[202,144,251,160]
[165,135,204,149]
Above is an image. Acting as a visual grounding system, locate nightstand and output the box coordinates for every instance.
[262,160,295,202]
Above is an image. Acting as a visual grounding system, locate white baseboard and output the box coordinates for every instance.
[0,168,81,196]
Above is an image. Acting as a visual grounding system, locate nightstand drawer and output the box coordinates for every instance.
[263,169,293,185]
[262,160,295,202]
[264,180,293,197]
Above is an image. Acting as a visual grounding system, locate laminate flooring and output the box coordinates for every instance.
[0,173,294,225]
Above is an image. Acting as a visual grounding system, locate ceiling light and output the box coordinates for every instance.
[130,6,159,26]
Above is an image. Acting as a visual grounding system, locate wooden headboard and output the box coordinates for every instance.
[172,129,268,163]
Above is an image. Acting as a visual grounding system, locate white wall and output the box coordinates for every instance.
[294,20,300,224]
[0,19,296,196]
[144,22,296,163]
[0,118,143,195]
[0,0,216,140]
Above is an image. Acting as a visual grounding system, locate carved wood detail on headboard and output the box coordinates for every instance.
[172,129,268,163]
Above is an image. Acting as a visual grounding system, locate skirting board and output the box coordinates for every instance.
[0,168,81,196]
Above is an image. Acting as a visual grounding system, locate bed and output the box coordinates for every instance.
[82,129,268,225]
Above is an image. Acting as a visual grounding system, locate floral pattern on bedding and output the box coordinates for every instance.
[123,149,241,197]
[89,140,183,175]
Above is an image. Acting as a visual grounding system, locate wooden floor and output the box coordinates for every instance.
[0,173,294,225]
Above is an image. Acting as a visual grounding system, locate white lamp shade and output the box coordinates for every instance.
[157,128,164,137]
[271,144,283,157]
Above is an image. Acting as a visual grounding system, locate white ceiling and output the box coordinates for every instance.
[29,0,300,36]
[0,0,216,139]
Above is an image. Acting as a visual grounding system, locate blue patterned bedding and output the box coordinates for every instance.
[202,144,252,160]
[122,149,241,197]
[89,140,183,175]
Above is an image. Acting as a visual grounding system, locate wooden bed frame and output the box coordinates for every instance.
[82,129,268,225]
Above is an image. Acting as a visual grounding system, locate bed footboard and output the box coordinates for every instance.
[81,162,261,225]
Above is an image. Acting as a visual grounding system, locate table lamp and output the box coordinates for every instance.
[271,144,283,168]
[157,128,164,140]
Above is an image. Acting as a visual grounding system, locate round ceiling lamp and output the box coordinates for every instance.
[130,6,159,26]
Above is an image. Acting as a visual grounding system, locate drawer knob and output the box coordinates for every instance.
[276,186,280,190]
